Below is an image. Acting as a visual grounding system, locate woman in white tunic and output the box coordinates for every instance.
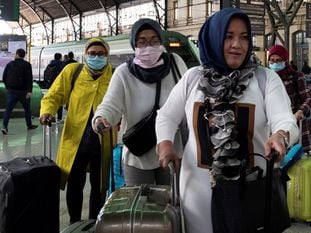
[92,18,188,186]
[156,8,299,233]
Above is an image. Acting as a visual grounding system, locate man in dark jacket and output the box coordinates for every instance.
[2,48,38,135]
[64,51,77,65]
[44,52,65,123]
[44,52,65,88]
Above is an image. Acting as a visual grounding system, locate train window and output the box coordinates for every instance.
[166,46,200,68]
[30,31,201,81]
[109,53,133,69]
[163,31,200,68]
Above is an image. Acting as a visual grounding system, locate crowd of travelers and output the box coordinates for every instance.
[1,8,311,233]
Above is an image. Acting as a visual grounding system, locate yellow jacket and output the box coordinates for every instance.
[40,62,114,189]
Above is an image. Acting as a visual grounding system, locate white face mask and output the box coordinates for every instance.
[133,45,165,68]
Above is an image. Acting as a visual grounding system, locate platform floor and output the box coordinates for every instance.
[0,118,310,232]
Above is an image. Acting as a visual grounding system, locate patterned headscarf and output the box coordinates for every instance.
[198,7,253,75]
[197,8,260,181]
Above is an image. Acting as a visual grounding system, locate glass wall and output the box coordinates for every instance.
[293,31,308,71]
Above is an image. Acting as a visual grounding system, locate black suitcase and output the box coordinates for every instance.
[0,125,60,233]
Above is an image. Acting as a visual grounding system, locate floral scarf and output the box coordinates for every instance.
[198,54,260,180]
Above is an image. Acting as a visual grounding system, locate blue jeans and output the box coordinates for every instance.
[3,90,33,129]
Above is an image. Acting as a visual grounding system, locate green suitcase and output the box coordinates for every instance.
[95,163,183,233]
[60,220,96,233]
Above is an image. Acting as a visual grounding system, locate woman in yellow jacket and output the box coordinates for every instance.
[39,38,113,224]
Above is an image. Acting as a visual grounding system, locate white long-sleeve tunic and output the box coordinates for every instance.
[93,53,188,170]
[156,66,299,233]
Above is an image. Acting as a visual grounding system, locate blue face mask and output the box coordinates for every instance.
[269,62,286,72]
[86,56,107,70]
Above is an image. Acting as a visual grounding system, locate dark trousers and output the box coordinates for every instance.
[66,145,102,224]
[3,90,33,129]
[123,163,170,186]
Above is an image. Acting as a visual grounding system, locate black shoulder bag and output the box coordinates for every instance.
[211,151,291,233]
[122,81,161,156]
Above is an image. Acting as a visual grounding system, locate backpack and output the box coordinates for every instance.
[5,61,25,89]
[43,64,61,88]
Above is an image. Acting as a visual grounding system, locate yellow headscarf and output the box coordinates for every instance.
[84,37,111,76]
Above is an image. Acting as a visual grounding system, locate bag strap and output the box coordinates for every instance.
[154,81,161,110]
[255,67,267,98]
[70,63,84,93]
[66,63,83,110]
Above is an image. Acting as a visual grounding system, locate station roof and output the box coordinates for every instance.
[14,0,141,28]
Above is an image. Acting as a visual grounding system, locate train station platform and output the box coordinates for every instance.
[0,117,310,232]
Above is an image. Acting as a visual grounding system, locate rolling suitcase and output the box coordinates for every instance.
[0,124,61,233]
[60,220,96,233]
[287,156,311,222]
[95,162,183,233]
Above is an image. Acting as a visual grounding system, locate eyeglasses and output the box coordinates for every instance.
[87,51,106,58]
[136,38,161,47]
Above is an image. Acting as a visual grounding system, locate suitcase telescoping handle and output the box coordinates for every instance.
[97,124,114,201]
[43,120,52,159]
[264,150,278,233]
[168,161,179,207]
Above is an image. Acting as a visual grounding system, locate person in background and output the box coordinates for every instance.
[92,18,188,186]
[268,44,311,154]
[39,38,114,225]
[64,51,77,65]
[155,8,299,233]
[44,52,66,123]
[63,54,69,63]
[44,53,65,88]
[301,60,311,75]
[290,60,298,71]
[2,48,38,135]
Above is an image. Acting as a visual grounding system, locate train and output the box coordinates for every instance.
[30,30,201,84]
[0,30,201,118]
